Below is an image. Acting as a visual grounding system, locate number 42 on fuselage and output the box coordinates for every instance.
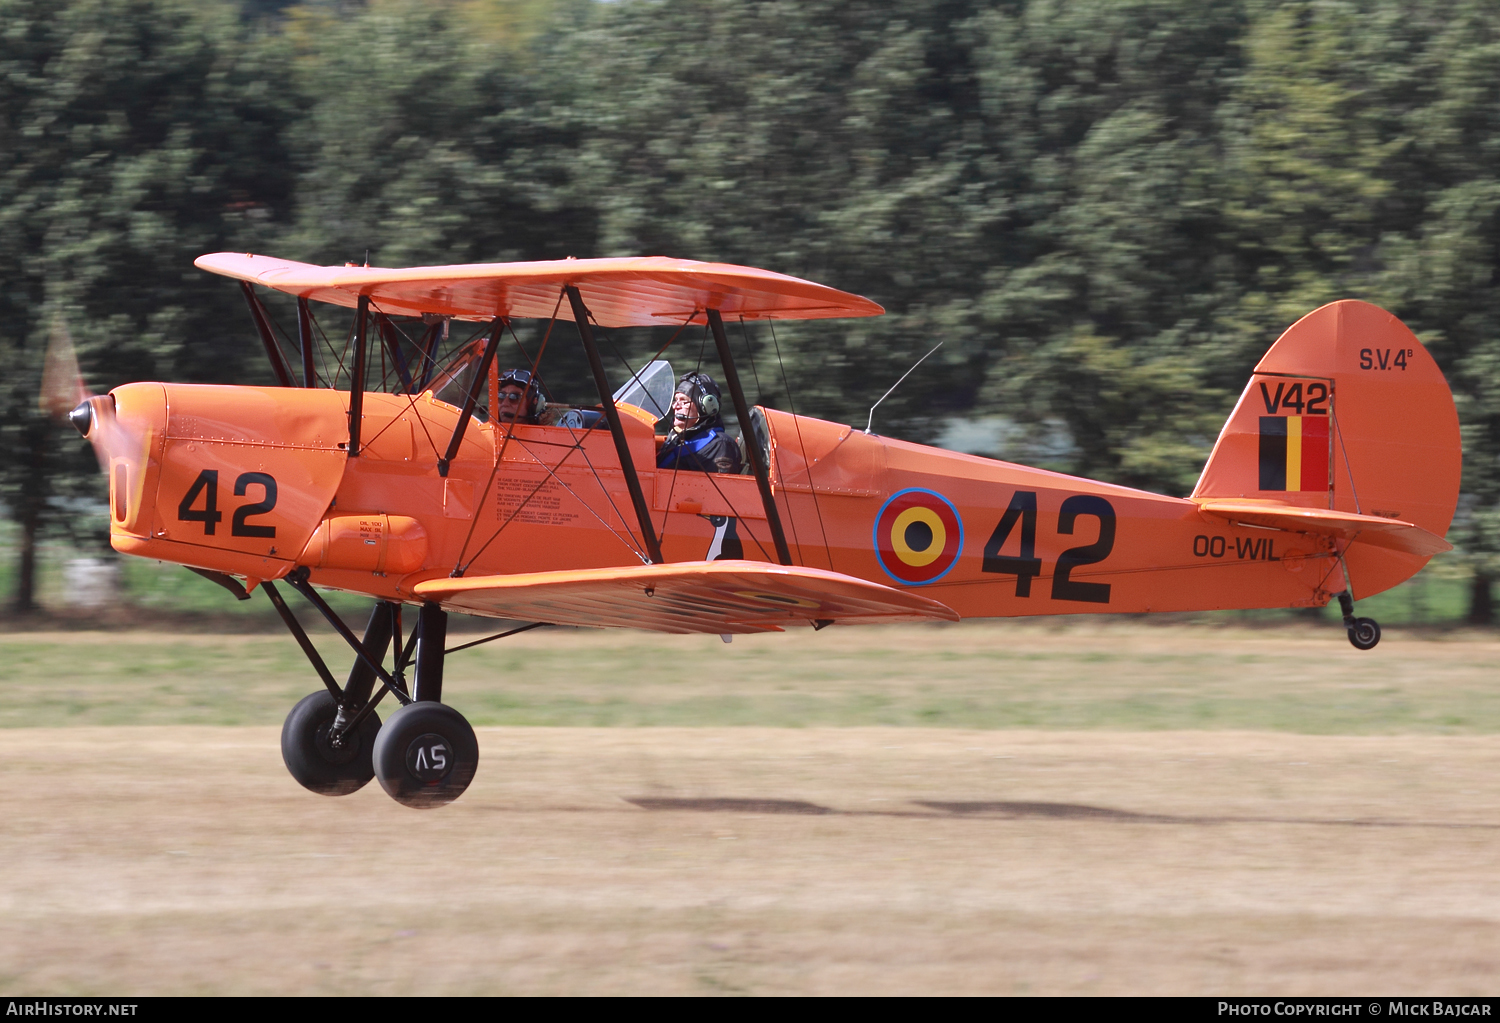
[59,253,1460,808]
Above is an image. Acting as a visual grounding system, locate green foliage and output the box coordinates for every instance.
[569,0,1003,429]
[280,0,594,269]
[0,0,295,605]
[968,0,1248,486]
[11,0,1500,612]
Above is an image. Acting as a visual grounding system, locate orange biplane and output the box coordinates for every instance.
[58,253,1460,808]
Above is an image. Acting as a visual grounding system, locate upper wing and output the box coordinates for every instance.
[194,253,883,328]
[1194,500,1452,557]
[412,560,959,634]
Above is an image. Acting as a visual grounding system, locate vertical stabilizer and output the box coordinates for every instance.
[1192,301,1461,597]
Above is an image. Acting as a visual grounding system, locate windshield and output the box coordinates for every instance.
[428,337,490,420]
[612,359,675,419]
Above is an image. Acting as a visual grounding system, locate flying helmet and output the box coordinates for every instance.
[674,372,722,420]
[497,367,546,420]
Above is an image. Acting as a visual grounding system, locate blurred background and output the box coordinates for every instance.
[9,6,1500,994]
[4,0,1499,627]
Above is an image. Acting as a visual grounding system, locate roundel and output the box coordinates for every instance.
[873,488,964,585]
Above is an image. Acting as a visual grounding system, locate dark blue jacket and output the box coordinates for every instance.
[658,420,742,474]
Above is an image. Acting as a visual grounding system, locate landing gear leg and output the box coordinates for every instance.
[329,601,395,737]
[276,600,396,795]
[1338,591,1381,651]
[373,602,479,809]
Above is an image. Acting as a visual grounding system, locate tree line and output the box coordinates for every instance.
[5,0,1500,616]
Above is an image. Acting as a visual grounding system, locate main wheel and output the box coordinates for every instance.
[1347,617,1381,651]
[281,690,381,796]
[372,701,479,809]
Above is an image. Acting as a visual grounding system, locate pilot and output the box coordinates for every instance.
[657,372,742,474]
[495,368,543,426]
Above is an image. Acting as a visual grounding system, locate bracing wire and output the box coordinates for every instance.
[689,464,776,563]
[523,432,649,561]
[452,291,567,574]
[768,320,835,570]
[611,311,699,414]
[253,294,302,383]
[458,426,648,570]
[579,310,701,553]
[738,316,765,405]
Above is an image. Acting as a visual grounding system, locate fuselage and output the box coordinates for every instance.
[102,382,1352,619]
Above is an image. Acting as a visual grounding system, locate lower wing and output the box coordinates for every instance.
[412,560,960,634]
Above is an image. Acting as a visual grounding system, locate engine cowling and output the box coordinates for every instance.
[106,383,349,582]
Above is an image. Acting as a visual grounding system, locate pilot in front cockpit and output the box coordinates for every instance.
[495,368,542,426]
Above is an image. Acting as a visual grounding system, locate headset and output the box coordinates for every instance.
[676,372,720,419]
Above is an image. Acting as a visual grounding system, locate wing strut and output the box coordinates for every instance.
[567,285,665,565]
[238,281,295,387]
[413,318,444,393]
[349,295,368,455]
[437,318,502,478]
[296,297,317,387]
[707,309,793,565]
[377,312,414,392]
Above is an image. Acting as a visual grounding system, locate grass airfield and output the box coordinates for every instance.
[2,620,1499,994]
[8,617,1500,732]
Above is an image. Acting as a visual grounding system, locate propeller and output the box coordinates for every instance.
[40,316,88,420]
[39,316,130,469]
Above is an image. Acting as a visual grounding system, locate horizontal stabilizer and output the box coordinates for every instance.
[412,560,960,634]
[1195,500,1452,557]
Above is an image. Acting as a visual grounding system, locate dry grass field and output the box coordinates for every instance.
[2,622,1499,994]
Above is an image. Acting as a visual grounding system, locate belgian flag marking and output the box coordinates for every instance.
[1258,415,1329,492]
[873,488,964,586]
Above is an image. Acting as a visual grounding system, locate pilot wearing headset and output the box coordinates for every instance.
[657,372,742,474]
[495,368,543,426]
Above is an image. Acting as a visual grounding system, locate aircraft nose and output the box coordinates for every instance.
[101,384,167,536]
[68,399,93,438]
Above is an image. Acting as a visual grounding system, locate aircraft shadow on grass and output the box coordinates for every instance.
[625,797,1499,830]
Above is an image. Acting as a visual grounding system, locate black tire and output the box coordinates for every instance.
[372,701,479,809]
[281,690,381,796]
[1347,617,1381,651]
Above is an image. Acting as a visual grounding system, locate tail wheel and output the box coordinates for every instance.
[372,702,479,809]
[1347,617,1381,651]
[281,690,381,796]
